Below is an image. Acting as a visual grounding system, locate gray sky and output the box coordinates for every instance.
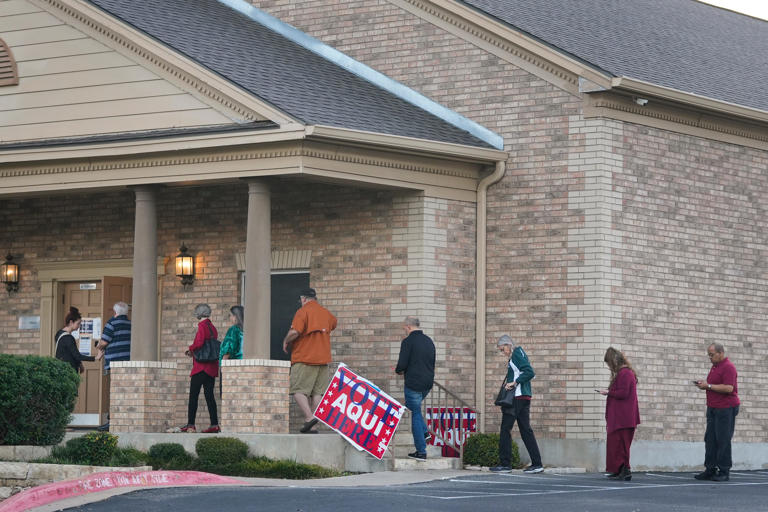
[701,0,768,20]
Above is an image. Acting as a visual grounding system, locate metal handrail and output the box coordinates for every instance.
[422,380,478,464]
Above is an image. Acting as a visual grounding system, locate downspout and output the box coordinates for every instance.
[476,159,506,433]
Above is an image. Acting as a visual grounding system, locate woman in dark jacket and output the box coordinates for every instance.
[180,303,220,433]
[598,347,641,481]
[54,306,95,373]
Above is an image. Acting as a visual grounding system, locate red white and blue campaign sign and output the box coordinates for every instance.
[426,407,476,457]
[314,364,404,460]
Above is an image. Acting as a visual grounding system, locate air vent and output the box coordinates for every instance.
[0,38,19,87]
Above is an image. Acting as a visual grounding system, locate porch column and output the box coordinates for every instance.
[131,186,159,361]
[243,180,271,359]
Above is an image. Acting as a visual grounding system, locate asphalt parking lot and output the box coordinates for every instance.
[63,470,768,512]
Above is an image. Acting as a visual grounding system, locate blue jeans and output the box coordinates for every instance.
[404,386,429,454]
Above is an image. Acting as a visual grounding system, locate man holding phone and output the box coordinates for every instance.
[693,343,739,482]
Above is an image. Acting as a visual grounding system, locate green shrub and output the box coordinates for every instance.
[0,354,80,446]
[148,443,188,463]
[463,433,519,468]
[39,445,149,467]
[61,436,90,464]
[71,432,119,465]
[148,442,193,470]
[225,457,340,479]
[50,432,119,466]
[110,447,150,467]
[196,437,249,466]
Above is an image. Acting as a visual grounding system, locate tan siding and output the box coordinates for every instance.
[0,11,60,32]
[17,52,135,76]
[1,0,42,16]
[1,25,86,46]
[0,80,180,110]
[10,39,112,61]
[0,66,160,94]
[0,3,241,143]
[0,93,214,126]
[0,109,235,142]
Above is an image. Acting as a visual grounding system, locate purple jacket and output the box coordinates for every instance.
[605,367,640,433]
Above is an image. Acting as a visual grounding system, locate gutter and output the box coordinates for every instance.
[475,159,506,433]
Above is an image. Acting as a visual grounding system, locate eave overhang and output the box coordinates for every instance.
[0,124,508,202]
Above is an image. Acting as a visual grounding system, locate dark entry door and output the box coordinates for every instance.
[270,273,309,360]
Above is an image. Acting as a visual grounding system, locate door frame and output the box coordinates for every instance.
[37,258,166,357]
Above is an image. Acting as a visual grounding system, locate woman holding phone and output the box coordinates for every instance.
[597,347,640,481]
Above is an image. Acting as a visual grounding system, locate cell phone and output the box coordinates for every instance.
[594,389,602,393]
[691,380,699,385]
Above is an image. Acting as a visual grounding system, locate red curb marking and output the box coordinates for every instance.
[0,470,244,512]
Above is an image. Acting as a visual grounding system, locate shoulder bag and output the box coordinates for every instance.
[193,324,221,363]
[494,357,517,407]
[494,378,517,407]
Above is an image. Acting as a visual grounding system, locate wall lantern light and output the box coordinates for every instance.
[175,245,194,287]
[1,253,19,293]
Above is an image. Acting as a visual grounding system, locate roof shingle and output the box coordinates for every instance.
[462,0,768,113]
[87,0,495,148]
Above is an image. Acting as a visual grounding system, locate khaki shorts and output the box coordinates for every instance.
[290,363,330,396]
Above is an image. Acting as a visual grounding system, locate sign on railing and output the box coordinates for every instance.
[314,364,404,460]
[426,407,477,457]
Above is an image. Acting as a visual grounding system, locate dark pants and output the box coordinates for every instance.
[188,371,218,426]
[499,399,542,467]
[606,427,635,473]
[704,405,738,475]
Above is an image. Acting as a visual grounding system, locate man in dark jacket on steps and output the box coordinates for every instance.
[395,316,435,461]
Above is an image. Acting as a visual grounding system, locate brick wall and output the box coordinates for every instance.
[247,0,585,437]
[110,361,183,433]
[610,124,768,443]
[221,359,290,433]
[0,192,135,355]
[246,0,768,446]
[0,183,476,434]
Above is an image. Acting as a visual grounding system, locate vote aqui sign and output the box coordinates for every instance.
[314,364,404,460]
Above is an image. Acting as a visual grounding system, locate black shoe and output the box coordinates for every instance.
[712,472,729,482]
[299,418,319,433]
[523,465,544,474]
[694,470,716,481]
[489,466,512,473]
[96,422,109,432]
[424,431,433,443]
[407,451,427,461]
[604,472,619,478]
[609,466,631,481]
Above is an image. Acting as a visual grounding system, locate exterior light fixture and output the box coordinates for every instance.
[175,245,194,287]
[1,253,19,293]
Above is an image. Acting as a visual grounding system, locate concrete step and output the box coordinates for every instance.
[392,456,461,471]
[391,443,443,458]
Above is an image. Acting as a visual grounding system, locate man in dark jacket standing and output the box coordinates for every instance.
[395,316,435,461]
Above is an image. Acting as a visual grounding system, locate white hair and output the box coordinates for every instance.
[113,302,129,316]
[194,303,211,319]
